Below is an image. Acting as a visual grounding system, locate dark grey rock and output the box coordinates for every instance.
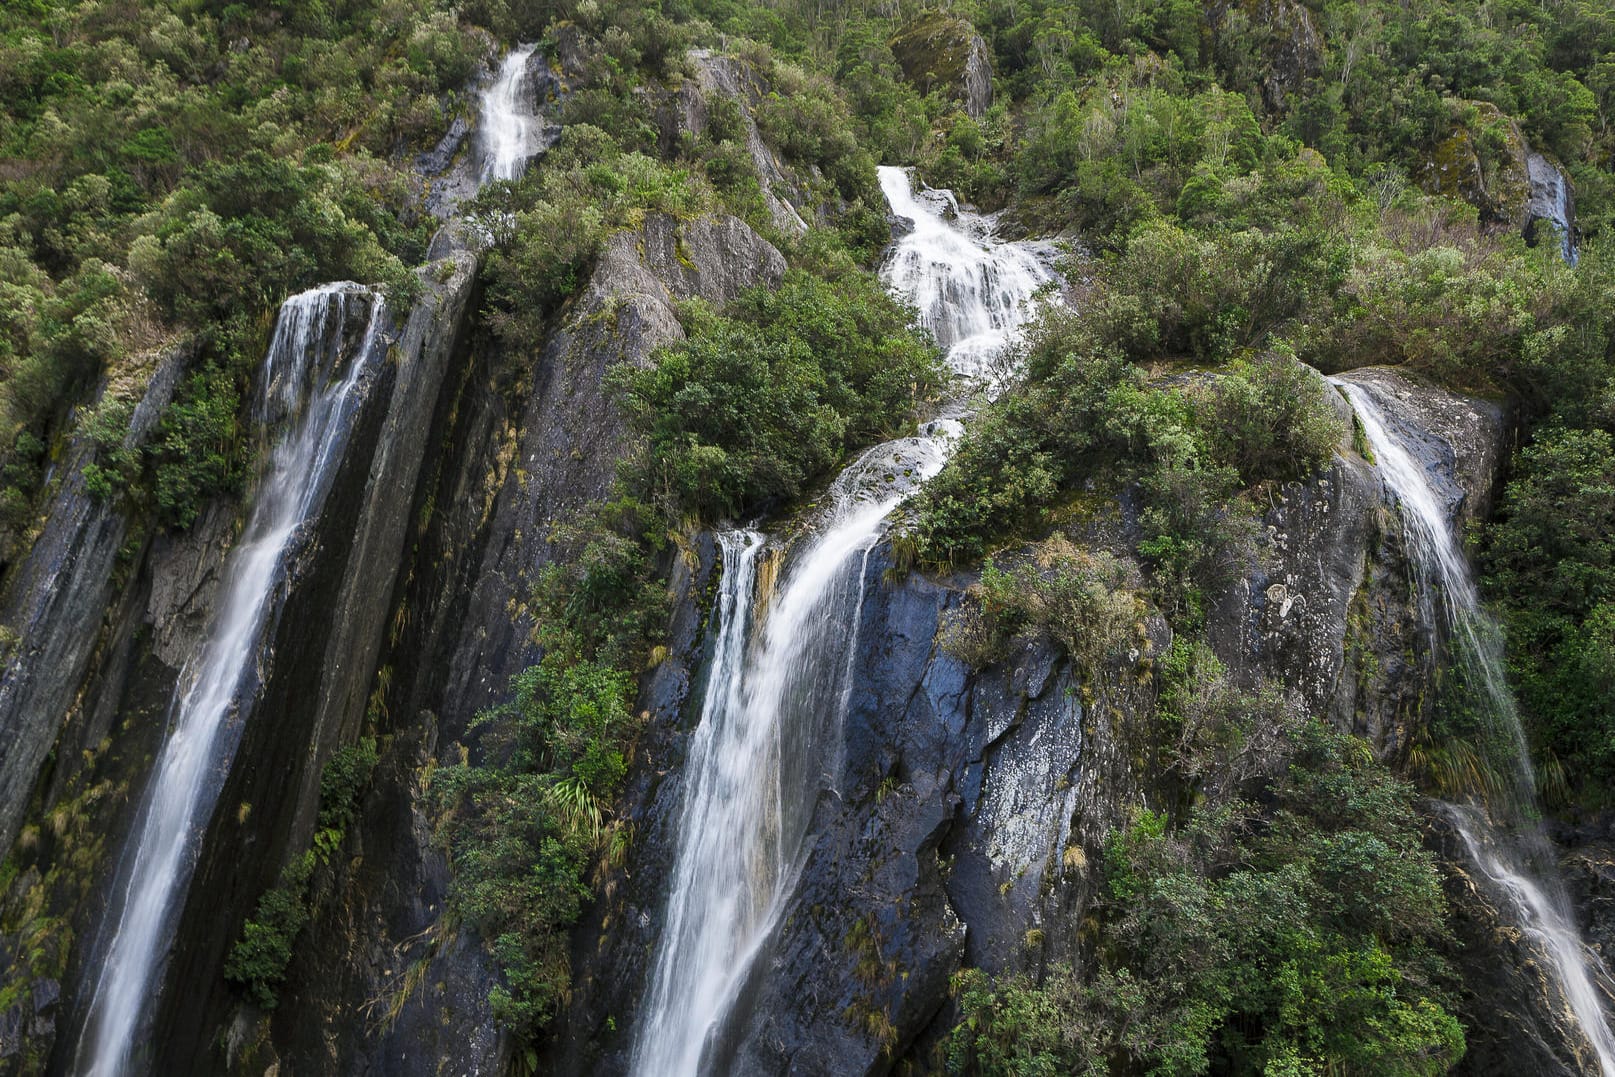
[0,346,184,861]
[1525,152,1578,264]
[416,116,469,174]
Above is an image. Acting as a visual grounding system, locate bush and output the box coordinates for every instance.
[1194,353,1345,485]
[432,498,666,1043]
[225,737,379,1010]
[147,364,244,530]
[942,541,1141,680]
[1484,426,1615,798]
[477,127,712,348]
[948,724,1463,1077]
[615,270,940,520]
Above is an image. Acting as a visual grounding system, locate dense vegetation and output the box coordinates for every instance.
[948,722,1463,1076]
[616,268,942,520]
[0,0,504,548]
[6,0,1615,1070]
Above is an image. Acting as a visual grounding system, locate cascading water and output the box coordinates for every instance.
[1338,378,1615,1075]
[74,285,385,1076]
[72,46,546,1075]
[879,167,1057,385]
[69,46,545,1072]
[478,44,545,183]
[629,166,1053,1076]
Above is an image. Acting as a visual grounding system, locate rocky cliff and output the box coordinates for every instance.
[233,211,787,1076]
[540,367,1608,1075]
[0,252,479,1075]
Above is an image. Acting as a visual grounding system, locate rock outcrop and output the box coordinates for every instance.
[668,50,813,236]
[249,212,785,1076]
[1525,151,1578,263]
[889,15,994,119]
[1208,0,1323,114]
[546,368,1548,1075]
[0,252,480,1076]
[0,348,183,862]
[1418,100,1578,259]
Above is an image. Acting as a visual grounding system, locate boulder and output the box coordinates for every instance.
[888,15,993,119]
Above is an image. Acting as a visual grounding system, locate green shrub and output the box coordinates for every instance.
[942,542,1140,680]
[224,852,315,1011]
[1194,353,1345,485]
[948,724,1463,1077]
[615,269,941,520]
[225,736,381,1009]
[147,364,244,530]
[1484,426,1615,800]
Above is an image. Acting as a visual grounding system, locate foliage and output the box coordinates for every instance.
[476,125,712,348]
[146,363,243,529]
[941,540,1140,680]
[1485,425,1615,801]
[948,724,1463,1077]
[1192,352,1345,486]
[432,497,665,1041]
[0,0,472,536]
[224,850,316,1011]
[615,269,941,520]
[225,738,380,1010]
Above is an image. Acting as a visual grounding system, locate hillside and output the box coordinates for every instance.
[2,1,1615,1074]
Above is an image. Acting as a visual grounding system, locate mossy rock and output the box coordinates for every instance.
[1416,99,1531,224]
[888,13,992,118]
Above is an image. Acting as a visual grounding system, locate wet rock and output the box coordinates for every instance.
[0,346,185,861]
[1339,366,1507,528]
[888,15,993,119]
[429,212,783,750]
[1430,814,1605,1075]
[147,253,484,1074]
[416,115,469,174]
[552,364,1514,1076]
[260,215,782,1077]
[1525,152,1578,264]
[1417,102,1579,260]
[1553,815,1615,959]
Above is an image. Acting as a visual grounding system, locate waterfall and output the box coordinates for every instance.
[1337,377,1615,1075]
[629,166,1053,1076]
[73,285,385,1076]
[477,44,545,183]
[879,167,1056,384]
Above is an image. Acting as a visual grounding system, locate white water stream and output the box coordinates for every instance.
[629,167,1052,1076]
[1338,378,1615,1075]
[74,44,549,1076]
[478,44,545,183]
[75,285,383,1075]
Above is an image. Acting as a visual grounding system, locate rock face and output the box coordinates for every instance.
[1525,151,1578,263]
[0,348,182,862]
[0,119,1590,1074]
[888,15,993,119]
[1420,100,1532,224]
[148,253,482,1074]
[244,212,785,1076]
[669,51,813,235]
[1210,368,1506,762]
[0,252,479,1076]
[546,368,1578,1075]
[1418,101,1578,259]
